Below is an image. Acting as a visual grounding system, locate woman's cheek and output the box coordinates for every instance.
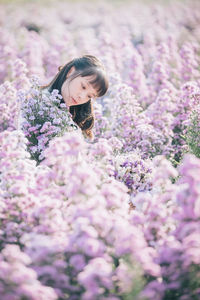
[63,87,69,101]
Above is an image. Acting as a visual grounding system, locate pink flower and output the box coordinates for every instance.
[69,255,86,271]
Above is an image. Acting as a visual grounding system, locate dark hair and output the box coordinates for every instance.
[42,55,109,139]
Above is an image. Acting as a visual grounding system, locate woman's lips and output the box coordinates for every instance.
[71,97,77,104]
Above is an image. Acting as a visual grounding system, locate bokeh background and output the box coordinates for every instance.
[0,0,200,300]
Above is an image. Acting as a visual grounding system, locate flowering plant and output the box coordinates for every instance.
[184,105,200,158]
[1,1,200,299]
[112,150,153,197]
[20,77,79,164]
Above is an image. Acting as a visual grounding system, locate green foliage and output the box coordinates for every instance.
[163,264,200,300]
[184,110,200,158]
[121,256,146,300]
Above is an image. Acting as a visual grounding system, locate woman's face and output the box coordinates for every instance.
[61,66,98,107]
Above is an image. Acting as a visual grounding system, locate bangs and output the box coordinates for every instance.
[81,68,109,97]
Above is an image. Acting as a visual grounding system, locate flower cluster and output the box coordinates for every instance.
[20,77,79,163]
[141,154,200,300]
[0,244,57,299]
[112,150,153,197]
[184,103,200,158]
[0,81,18,132]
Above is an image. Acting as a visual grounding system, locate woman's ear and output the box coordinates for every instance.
[66,66,76,78]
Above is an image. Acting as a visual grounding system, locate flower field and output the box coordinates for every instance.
[0,0,200,299]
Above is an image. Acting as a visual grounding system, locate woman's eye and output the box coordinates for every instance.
[82,84,91,99]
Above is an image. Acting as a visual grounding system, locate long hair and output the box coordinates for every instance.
[41,55,109,140]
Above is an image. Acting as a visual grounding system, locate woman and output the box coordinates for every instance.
[42,55,109,140]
